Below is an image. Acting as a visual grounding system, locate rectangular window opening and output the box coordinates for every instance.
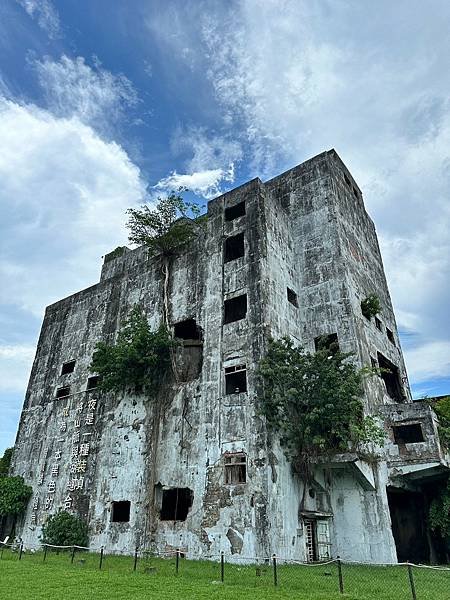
[224,453,247,484]
[61,360,76,375]
[225,201,246,222]
[225,364,247,394]
[375,317,382,331]
[160,488,193,521]
[224,294,247,324]
[352,186,359,199]
[55,386,70,399]
[386,328,395,345]
[111,500,130,522]
[377,352,404,402]
[86,376,100,390]
[343,173,351,187]
[287,287,298,307]
[314,333,339,354]
[174,318,202,341]
[393,424,424,445]
[224,232,245,263]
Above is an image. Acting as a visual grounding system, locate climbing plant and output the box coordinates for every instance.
[429,477,450,543]
[258,338,385,479]
[90,306,175,396]
[431,396,450,451]
[361,294,381,319]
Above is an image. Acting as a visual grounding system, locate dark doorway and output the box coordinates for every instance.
[160,488,193,521]
[111,501,130,523]
[377,353,404,401]
[173,319,203,381]
[174,319,202,341]
[224,232,245,262]
[387,488,429,563]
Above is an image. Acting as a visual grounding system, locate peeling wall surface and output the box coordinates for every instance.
[11,150,448,563]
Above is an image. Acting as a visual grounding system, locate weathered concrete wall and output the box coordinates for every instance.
[12,149,443,563]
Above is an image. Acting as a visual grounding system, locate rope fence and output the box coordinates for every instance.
[1,541,449,599]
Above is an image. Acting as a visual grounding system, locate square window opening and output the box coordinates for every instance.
[314,333,339,355]
[225,201,246,222]
[224,453,247,484]
[160,488,193,521]
[224,232,245,262]
[174,318,202,341]
[61,360,76,375]
[287,287,298,307]
[111,500,130,522]
[224,294,247,324]
[386,328,395,344]
[393,424,424,445]
[55,386,70,399]
[87,376,100,390]
[375,317,382,331]
[377,352,404,402]
[225,364,247,394]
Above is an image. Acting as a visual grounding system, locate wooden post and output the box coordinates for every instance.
[99,547,104,570]
[43,545,48,562]
[220,551,224,582]
[175,548,180,574]
[407,562,417,600]
[133,547,138,572]
[337,556,344,594]
[18,542,24,561]
[272,554,278,587]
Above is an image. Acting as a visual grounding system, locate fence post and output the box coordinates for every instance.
[407,562,417,600]
[18,542,24,561]
[99,547,104,570]
[220,551,224,582]
[43,544,48,562]
[272,554,278,587]
[176,548,180,574]
[337,556,344,594]
[133,547,138,572]
[71,546,76,564]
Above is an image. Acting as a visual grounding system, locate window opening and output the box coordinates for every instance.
[225,201,246,222]
[377,352,404,402]
[343,173,351,187]
[61,360,76,375]
[224,294,247,324]
[86,376,100,390]
[160,488,193,521]
[225,364,247,394]
[370,356,378,369]
[314,333,339,354]
[55,386,70,399]
[111,500,130,522]
[224,232,245,262]
[393,424,424,444]
[287,287,298,307]
[375,317,382,331]
[352,187,359,199]
[386,328,395,344]
[174,319,202,341]
[224,453,247,484]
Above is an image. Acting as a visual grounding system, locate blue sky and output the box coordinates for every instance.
[1,0,450,454]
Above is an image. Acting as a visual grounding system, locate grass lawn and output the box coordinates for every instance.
[0,548,448,599]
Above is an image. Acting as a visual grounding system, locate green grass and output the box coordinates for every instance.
[0,548,448,600]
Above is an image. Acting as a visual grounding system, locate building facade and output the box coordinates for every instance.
[10,150,449,563]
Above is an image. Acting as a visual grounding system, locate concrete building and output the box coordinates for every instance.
[10,150,449,563]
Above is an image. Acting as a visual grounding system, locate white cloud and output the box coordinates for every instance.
[0,98,147,318]
[33,55,139,131]
[155,164,235,199]
[16,0,61,39]
[404,342,450,385]
[0,344,35,392]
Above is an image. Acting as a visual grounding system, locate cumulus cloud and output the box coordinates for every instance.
[33,55,139,132]
[16,0,61,39]
[155,164,235,199]
[0,344,35,392]
[404,342,450,385]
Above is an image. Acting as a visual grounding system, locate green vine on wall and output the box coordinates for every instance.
[257,338,385,481]
[361,294,381,319]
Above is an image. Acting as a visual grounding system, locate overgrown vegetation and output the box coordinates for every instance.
[41,511,88,547]
[0,447,13,477]
[90,306,175,396]
[258,338,384,479]
[429,477,450,544]
[432,396,450,451]
[361,294,381,319]
[0,475,32,519]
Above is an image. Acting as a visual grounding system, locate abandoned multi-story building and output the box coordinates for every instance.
[10,150,450,563]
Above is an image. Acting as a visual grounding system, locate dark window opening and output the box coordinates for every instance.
[55,386,70,399]
[160,488,193,521]
[224,453,247,484]
[225,201,246,222]
[61,360,76,375]
[225,364,247,394]
[174,318,202,341]
[287,287,298,307]
[352,187,359,199]
[224,232,245,262]
[224,294,247,324]
[370,356,378,369]
[393,424,424,444]
[344,173,351,187]
[111,500,130,522]
[386,328,395,344]
[314,333,339,354]
[377,352,404,402]
[375,317,382,331]
[87,376,100,390]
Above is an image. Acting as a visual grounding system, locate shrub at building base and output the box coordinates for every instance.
[41,511,88,548]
